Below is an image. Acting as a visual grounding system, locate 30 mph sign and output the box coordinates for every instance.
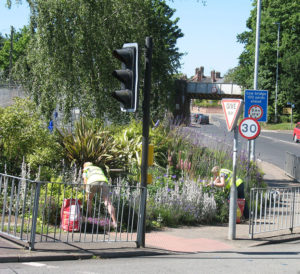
[239,118,261,140]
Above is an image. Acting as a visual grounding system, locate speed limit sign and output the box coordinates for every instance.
[239,118,261,140]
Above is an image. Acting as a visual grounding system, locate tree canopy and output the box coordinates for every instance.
[0,26,30,81]
[9,0,183,122]
[230,0,300,121]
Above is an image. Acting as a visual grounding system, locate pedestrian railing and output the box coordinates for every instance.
[249,187,300,238]
[0,173,143,250]
[285,152,300,183]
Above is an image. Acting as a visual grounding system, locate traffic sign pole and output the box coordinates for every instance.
[228,126,238,240]
[221,98,243,240]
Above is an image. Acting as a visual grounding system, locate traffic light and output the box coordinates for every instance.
[112,43,139,112]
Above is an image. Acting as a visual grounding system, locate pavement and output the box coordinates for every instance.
[0,160,300,263]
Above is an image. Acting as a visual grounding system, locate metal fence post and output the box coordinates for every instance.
[290,189,296,234]
[249,188,254,239]
[29,182,41,250]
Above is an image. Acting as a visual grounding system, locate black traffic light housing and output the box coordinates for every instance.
[112,43,139,112]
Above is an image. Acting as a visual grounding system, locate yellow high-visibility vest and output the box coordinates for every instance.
[220,168,243,189]
[83,165,108,185]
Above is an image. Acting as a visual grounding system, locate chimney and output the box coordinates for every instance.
[197,68,203,82]
[200,66,204,75]
[211,70,216,82]
[216,72,221,79]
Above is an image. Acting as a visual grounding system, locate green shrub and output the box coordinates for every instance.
[0,98,62,177]
[56,116,122,172]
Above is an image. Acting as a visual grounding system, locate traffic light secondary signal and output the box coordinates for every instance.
[112,43,139,112]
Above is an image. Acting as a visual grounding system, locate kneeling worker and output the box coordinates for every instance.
[211,166,249,219]
[82,162,117,228]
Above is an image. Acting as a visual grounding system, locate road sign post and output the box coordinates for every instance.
[228,126,238,240]
[221,99,244,240]
[238,117,261,199]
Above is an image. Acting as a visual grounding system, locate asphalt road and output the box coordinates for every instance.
[188,114,300,170]
[1,241,300,274]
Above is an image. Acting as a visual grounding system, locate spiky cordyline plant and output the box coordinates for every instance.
[56,116,123,172]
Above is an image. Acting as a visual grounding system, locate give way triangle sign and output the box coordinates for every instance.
[221,99,244,132]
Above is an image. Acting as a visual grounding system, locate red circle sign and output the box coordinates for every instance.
[211,86,218,94]
[248,105,263,120]
[239,118,261,140]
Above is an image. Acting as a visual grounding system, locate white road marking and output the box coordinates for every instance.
[22,262,59,269]
[260,134,299,147]
[22,262,46,267]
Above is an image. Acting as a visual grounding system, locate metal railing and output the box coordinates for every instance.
[285,151,300,182]
[0,173,143,250]
[249,187,300,238]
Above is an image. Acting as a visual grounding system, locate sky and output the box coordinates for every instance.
[0,0,254,78]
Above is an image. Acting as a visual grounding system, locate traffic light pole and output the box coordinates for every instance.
[137,37,152,248]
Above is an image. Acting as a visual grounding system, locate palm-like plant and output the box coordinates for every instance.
[114,127,142,177]
[56,117,123,171]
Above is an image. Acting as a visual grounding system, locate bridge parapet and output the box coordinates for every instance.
[187,82,243,99]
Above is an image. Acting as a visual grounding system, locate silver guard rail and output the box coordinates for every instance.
[0,173,144,249]
[249,186,300,238]
[285,151,300,183]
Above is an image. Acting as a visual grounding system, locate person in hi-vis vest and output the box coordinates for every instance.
[210,166,249,219]
[82,162,117,228]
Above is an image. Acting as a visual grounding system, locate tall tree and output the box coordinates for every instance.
[231,0,300,121]
[14,0,183,122]
[0,27,30,80]
[281,51,300,121]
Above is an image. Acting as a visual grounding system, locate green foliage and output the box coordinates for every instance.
[261,121,296,130]
[111,118,173,182]
[113,123,142,182]
[13,0,183,122]
[281,51,300,121]
[165,128,234,181]
[56,116,122,172]
[146,196,197,229]
[149,120,173,168]
[193,99,220,108]
[38,178,84,225]
[0,98,62,176]
[147,171,177,196]
[231,0,300,121]
[0,26,30,80]
[207,188,229,223]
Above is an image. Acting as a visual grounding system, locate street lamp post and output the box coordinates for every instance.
[250,0,262,162]
[274,22,280,123]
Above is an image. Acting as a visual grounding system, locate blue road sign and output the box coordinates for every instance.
[244,89,268,122]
